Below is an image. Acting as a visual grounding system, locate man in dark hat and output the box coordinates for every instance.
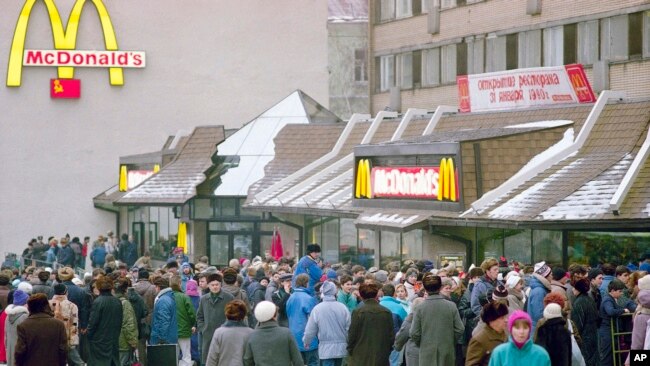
[293,243,323,295]
[32,269,54,299]
[57,237,76,267]
[196,273,234,365]
[15,293,68,366]
[87,275,122,366]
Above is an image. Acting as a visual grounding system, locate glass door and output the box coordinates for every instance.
[209,234,229,267]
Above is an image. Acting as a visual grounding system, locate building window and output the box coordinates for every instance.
[380,231,401,269]
[358,229,378,268]
[441,44,457,83]
[506,33,518,70]
[486,34,506,72]
[568,231,650,266]
[629,12,643,59]
[543,26,564,66]
[422,48,440,86]
[644,11,650,58]
[504,230,532,265]
[533,230,562,265]
[601,15,628,62]
[355,49,368,82]
[402,230,423,261]
[563,23,578,64]
[578,20,599,65]
[396,0,412,18]
[467,36,485,75]
[340,219,358,265]
[518,29,541,68]
[380,0,396,22]
[397,52,413,89]
[380,55,395,92]
[457,42,468,76]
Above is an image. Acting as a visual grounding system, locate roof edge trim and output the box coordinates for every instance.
[610,127,650,214]
[423,105,458,136]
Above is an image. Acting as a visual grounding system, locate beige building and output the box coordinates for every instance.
[0,1,329,256]
[369,0,650,113]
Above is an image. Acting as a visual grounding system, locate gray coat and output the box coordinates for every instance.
[197,290,235,364]
[410,294,464,366]
[303,298,350,360]
[243,320,304,366]
[395,313,419,366]
[206,321,253,366]
[5,304,28,366]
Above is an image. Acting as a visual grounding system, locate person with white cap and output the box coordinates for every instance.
[243,300,304,366]
[534,302,571,366]
[528,261,553,334]
[302,280,350,366]
[506,275,525,311]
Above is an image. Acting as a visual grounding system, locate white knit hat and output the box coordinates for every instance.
[534,261,551,278]
[254,301,277,323]
[506,275,522,289]
[639,274,650,291]
[543,303,562,320]
[17,281,33,294]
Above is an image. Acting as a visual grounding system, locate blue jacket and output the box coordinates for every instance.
[527,275,550,334]
[57,245,75,266]
[46,247,56,265]
[599,275,615,299]
[599,293,636,329]
[150,288,178,345]
[286,287,318,351]
[489,337,551,366]
[90,246,107,267]
[379,296,407,321]
[293,255,322,295]
[470,276,496,316]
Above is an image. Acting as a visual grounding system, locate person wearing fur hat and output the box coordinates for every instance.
[465,302,509,366]
[527,261,553,334]
[489,310,551,366]
[5,290,29,366]
[243,300,304,365]
[197,273,235,365]
[534,303,571,366]
[87,275,123,366]
[571,278,600,366]
[15,293,68,366]
[302,280,350,365]
[293,243,323,295]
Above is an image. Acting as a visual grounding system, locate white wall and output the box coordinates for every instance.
[0,0,329,256]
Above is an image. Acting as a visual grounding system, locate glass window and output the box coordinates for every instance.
[380,231,401,270]
[644,11,650,58]
[396,0,412,18]
[629,12,643,59]
[601,15,628,62]
[504,230,532,265]
[568,231,650,267]
[563,23,577,64]
[486,35,506,72]
[440,0,456,9]
[518,30,541,68]
[578,20,599,65]
[193,198,213,219]
[358,229,378,268]
[441,44,457,83]
[217,198,237,217]
[402,229,423,262]
[477,227,503,263]
[233,234,252,260]
[506,33,519,70]
[340,219,358,265]
[467,36,485,74]
[322,219,340,264]
[543,26,563,66]
[354,49,367,82]
[422,48,440,86]
[380,0,396,21]
[208,222,254,231]
[397,52,413,89]
[209,234,229,266]
[533,230,562,266]
[380,55,395,92]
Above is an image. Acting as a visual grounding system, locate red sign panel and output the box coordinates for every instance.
[370,163,459,201]
[50,78,80,99]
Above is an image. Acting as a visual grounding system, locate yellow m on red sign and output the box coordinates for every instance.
[7,0,124,87]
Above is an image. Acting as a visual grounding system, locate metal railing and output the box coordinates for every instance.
[610,312,633,366]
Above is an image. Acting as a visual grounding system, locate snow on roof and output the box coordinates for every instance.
[505,120,573,129]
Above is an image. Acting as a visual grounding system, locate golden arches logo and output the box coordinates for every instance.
[437,158,458,202]
[355,159,372,199]
[7,0,123,87]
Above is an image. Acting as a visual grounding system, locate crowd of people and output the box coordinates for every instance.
[3,238,650,366]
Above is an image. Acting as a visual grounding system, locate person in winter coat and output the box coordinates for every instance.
[488,310,550,366]
[5,290,29,366]
[150,276,178,345]
[293,244,323,295]
[272,273,293,327]
[115,278,138,365]
[197,273,234,365]
[599,279,636,366]
[303,280,351,366]
[243,301,304,366]
[31,270,53,299]
[534,303,571,366]
[133,269,155,366]
[458,267,484,346]
[15,293,68,366]
[347,282,394,366]
[465,301,509,366]
[46,242,57,267]
[206,300,253,366]
[50,284,83,366]
[185,279,201,363]
[171,275,196,366]
[57,238,76,268]
[588,268,604,310]
[90,242,108,269]
[394,297,424,366]
[336,275,358,313]
[118,234,138,268]
[626,275,650,365]
[87,275,123,366]
[471,258,499,317]
[571,278,600,366]
[505,275,525,311]
[528,261,553,334]
[411,274,464,366]
[286,274,319,366]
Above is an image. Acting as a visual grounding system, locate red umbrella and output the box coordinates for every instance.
[270,227,283,260]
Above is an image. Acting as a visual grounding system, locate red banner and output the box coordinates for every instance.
[50,78,81,99]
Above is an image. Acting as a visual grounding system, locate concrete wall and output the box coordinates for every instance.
[0,0,329,257]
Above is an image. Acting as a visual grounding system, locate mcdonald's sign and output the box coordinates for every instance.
[356,158,459,201]
[7,0,146,88]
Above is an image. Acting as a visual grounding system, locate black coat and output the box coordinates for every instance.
[535,317,571,366]
[572,293,600,366]
[87,292,123,366]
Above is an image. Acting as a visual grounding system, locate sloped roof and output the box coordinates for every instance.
[116,126,225,205]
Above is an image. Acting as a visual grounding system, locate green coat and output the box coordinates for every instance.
[87,291,123,366]
[116,293,138,351]
[173,290,197,338]
[410,294,464,366]
[347,299,395,366]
